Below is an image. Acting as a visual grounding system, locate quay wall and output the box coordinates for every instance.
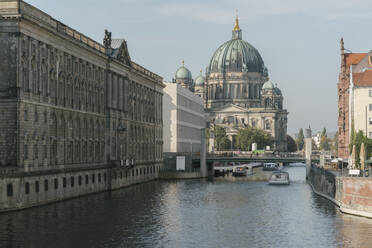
[0,164,162,212]
[308,164,372,218]
[339,178,372,218]
[307,164,339,205]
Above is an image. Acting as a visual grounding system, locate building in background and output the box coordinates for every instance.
[203,16,288,151]
[338,38,372,158]
[194,70,205,99]
[352,71,372,139]
[312,132,321,148]
[172,61,194,92]
[163,82,206,171]
[0,0,164,211]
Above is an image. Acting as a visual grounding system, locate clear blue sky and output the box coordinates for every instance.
[27,0,372,134]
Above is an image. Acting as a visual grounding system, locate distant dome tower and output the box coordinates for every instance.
[261,80,283,110]
[203,14,288,152]
[194,69,205,98]
[174,60,194,92]
[205,14,269,109]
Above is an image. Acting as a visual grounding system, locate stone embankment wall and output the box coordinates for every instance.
[307,164,338,204]
[0,164,162,212]
[308,164,372,218]
[339,178,372,218]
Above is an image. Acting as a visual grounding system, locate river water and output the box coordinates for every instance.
[1,166,372,248]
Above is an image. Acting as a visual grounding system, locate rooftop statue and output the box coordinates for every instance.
[103,29,112,48]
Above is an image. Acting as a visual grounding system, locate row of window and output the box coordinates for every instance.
[112,165,158,180]
[6,172,106,197]
[6,166,160,197]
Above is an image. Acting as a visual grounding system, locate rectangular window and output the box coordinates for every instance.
[136,169,138,176]
[25,182,30,194]
[63,177,67,188]
[369,90,372,97]
[369,132,372,139]
[24,144,28,160]
[369,118,372,125]
[98,173,101,183]
[44,180,48,191]
[35,181,39,193]
[85,175,89,184]
[78,176,82,186]
[104,173,106,182]
[54,178,58,189]
[7,184,13,197]
[132,169,134,177]
[71,177,74,187]
[92,174,95,184]
[369,104,372,111]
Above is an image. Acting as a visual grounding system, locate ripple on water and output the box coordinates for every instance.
[0,167,372,248]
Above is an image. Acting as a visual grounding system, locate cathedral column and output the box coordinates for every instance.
[235,85,238,100]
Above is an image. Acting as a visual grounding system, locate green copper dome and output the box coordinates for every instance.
[274,87,282,96]
[195,70,205,86]
[262,81,274,89]
[175,63,192,80]
[208,25,265,74]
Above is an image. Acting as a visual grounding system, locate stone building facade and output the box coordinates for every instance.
[337,38,371,159]
[0,0,164,211]
[163,83,205,153]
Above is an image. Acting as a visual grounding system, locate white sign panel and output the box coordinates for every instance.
[176,156,186,171]
[252,143,257,151]
[349,169,360,176]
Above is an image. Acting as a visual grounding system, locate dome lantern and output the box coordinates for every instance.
[232,12,242,40]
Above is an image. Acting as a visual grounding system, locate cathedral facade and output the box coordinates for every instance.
[173,16,288,151]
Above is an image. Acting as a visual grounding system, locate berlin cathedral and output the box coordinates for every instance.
[172,16,288,151]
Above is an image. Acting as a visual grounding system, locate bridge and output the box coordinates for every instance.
[192,154,320,165]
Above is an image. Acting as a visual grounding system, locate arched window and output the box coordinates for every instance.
[265,120,271,130]
[34,144,38,159]
[41,63,47,96]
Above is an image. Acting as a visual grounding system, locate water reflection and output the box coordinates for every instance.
[0,167,372,247]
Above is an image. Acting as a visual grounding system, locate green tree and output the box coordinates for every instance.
[312,139,318,150]
[321,127,327,137]
[287,135,297,152]
[333,131,338,156]
[205,128,210,150]
[212,126,230,151]
[349,120,355,153]
[320,136,331,151]
[350,131,372,168]
[296,128,304,150]
[319,127,331,150]
[236,127,273,151]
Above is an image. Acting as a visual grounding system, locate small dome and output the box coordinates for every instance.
[274,87,282,96]
[262,81,274,89]
[175,62,192,80]
[195,70,205,86]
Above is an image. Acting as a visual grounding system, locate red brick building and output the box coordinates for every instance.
[338,38,368,159]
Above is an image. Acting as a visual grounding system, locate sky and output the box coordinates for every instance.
[27,0,372,134]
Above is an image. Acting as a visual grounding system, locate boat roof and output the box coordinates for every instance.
[271,170,289,174]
